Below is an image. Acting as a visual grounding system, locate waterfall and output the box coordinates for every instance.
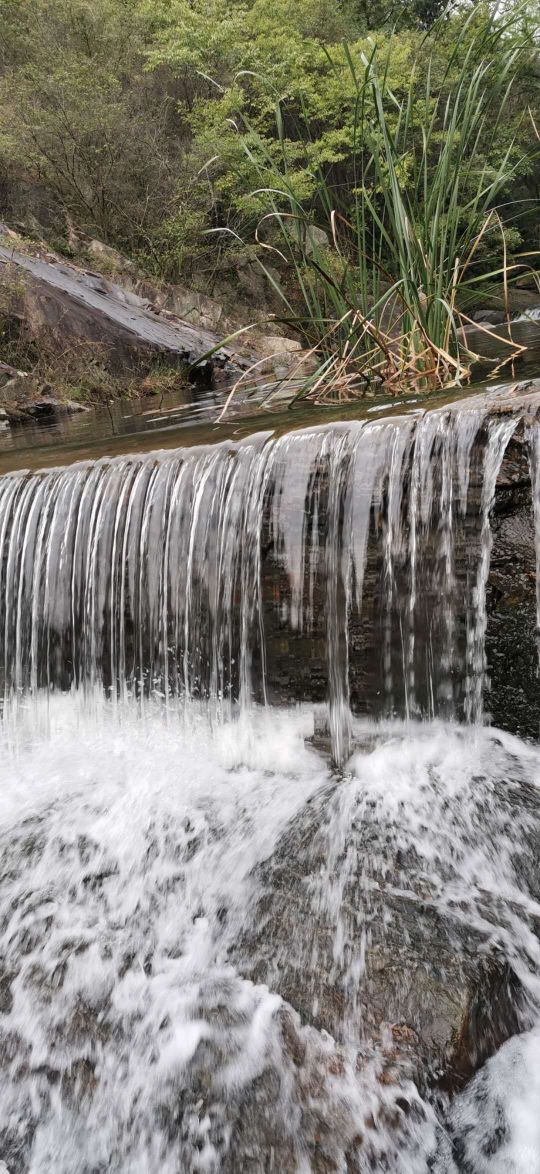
[0,395,534,758]
[3,390,540,1173]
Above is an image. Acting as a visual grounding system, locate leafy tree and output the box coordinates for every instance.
[351,0,452,30]
[0,0,182,248]
[0,0,537,285]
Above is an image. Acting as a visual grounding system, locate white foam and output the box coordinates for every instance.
[451,1025,540,1171]
[0,699,540,1170]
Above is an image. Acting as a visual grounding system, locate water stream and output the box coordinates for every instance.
[1,388,540,1171]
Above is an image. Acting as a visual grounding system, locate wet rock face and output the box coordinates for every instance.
[232,737,540,1112]
[486,429,539,741]
[149,999,448,1174]
[222,1008,446,1174]
[0,728,465,1174]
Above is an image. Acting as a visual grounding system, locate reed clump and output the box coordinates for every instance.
[210,6,538,408]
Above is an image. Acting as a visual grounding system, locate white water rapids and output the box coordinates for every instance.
[1,391,540,1171]
[2,701,540,1171]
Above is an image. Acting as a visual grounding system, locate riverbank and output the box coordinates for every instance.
[2,225,540,428]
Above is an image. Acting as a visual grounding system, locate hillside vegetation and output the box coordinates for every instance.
[0,0,539,398]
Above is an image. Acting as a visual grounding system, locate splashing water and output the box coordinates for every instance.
[1,701,540,1171]
[1,389,540,1171]
[514,307,540,323]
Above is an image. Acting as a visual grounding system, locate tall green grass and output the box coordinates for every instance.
[215,6,537,404]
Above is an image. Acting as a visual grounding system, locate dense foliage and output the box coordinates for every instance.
[0,0,538,297]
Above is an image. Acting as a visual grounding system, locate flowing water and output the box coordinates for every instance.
[2,387,540,1171]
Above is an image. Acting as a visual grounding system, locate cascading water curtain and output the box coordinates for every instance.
[0,394,536,759]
